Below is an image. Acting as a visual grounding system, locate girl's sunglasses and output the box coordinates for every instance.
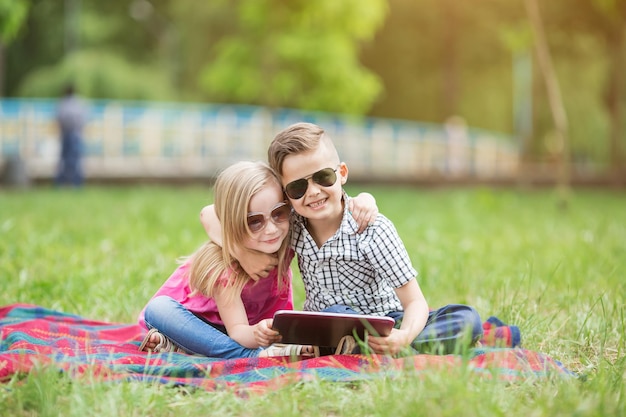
[246,202,291,233]
[284,166,339,200]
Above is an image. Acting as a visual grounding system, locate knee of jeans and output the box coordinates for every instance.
[463,307,484,339]
[144,295,174,324]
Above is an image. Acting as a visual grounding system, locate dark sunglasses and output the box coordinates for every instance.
[246,202,291,233]
[284,166,339,200]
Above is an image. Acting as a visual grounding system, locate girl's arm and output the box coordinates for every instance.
[214,289,281,349]
[348,192,379,233]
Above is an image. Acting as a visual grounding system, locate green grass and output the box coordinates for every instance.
[1,184,625,416]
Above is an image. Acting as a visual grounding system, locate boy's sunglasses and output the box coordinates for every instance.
[284,166,339,200]
[246,202,291,233]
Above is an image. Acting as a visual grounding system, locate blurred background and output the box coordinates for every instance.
[0,0,624,185]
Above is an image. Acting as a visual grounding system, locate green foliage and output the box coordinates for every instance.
[498,23,533,54]
[1,185,625,416]
[0,0,29,43]
[558,40,611,165]
[17,50,177,100]
[361,0,521,130]
[200,0,387,113]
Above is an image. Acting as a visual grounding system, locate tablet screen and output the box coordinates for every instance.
[272,310,395,347]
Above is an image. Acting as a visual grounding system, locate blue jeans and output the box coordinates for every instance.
[323,304,483,355]
[56,132,83,186]
[143,295,263,359]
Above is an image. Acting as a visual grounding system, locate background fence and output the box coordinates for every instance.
[0,99,519,183]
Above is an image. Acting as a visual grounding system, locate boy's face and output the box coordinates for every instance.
[280,140,347,222]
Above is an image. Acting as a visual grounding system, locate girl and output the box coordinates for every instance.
[138,161,306,358]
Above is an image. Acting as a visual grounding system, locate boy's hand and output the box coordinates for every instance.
[254,319,282,347]
[238,249,278,280]
[349,193,379,233]
[367,329,411,355]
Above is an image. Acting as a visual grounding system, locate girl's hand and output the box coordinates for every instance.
[349,192,379,233]
[253,319,282,347]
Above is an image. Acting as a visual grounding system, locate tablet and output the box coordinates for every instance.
[272,310,395,347]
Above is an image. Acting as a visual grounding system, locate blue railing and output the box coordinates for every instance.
[0,99,518,180]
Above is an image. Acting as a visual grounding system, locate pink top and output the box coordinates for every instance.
[138,250,294,330]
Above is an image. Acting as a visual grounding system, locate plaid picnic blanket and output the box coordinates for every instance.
[0,304,573,393]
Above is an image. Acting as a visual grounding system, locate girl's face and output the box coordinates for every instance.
[242,183,290,254]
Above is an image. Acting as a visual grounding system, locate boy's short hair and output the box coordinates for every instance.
[268,122,326,176]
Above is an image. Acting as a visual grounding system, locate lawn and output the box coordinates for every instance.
[1,184,625,416]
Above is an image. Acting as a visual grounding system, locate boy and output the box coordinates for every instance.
[203,122,482,355]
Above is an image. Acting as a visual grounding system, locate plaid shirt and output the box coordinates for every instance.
[291,194,417,315]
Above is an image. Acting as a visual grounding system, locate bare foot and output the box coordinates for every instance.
[139,329,163,352]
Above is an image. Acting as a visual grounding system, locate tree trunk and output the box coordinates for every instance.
[440,0,460,117]
[525,0,571,208]
[605,27,626,185]
[0,42,4,97]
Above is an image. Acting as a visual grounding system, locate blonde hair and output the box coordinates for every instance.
[268,122,338,176]
[188,161,291,302]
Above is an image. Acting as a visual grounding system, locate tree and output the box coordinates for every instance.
[17,50,176,100]
[8,0,178,100]
[360,0,526,132]
[0,0,29,96]
[199,0,388,114]
[591,0,626,182]
[525,0,571,206]
[540,0,626,182]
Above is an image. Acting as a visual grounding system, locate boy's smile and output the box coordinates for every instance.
[308,197,329,210]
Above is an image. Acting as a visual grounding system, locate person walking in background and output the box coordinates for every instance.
[55,84,87,186]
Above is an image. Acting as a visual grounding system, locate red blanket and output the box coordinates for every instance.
[0,304,573,393]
